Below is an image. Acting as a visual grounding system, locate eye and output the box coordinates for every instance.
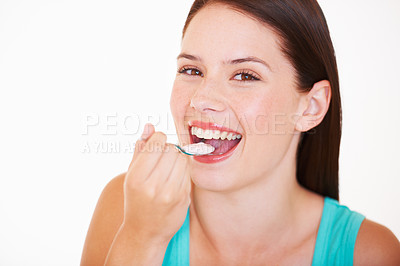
[233,70,260,82]
[178,67,204,77]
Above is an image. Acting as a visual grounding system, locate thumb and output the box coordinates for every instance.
[139,123,155,142]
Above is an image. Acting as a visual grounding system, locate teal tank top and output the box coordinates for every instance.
[162,197,365,266]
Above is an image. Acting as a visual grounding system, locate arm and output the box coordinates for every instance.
[104,222,169,265]
[80,173,125,265]
[354,218,400,266]
[80,173,170,266]
[81,124,191,265]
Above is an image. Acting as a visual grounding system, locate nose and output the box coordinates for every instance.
[190,81,226,114]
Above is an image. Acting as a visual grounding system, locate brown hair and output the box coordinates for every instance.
[182,0,341,200]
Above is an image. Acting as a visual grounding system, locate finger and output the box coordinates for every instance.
[129,140,145,169]
[129,123,155,169]
[163,153,187,193]
[128,132,167,181]
[146,144,180,186]
[140,123,155,141]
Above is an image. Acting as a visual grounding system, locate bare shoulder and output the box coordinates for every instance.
[354,218,400,266]
[80,172,126,266]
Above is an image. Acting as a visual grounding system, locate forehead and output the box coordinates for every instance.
[181,4,283,66]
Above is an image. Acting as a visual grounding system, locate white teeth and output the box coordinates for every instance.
[203,129,212,139]
[212,130,221,139]
[190,126,242,140]
[220,131,228,140]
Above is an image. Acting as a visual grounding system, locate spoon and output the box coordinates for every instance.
[174,143,222,156]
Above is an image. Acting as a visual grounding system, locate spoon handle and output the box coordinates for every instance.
[174,144,196,156]
[174,144,223,156]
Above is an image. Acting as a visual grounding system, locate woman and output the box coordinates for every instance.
[81,0,400,265]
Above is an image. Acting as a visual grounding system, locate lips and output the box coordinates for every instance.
[188,120,242,164]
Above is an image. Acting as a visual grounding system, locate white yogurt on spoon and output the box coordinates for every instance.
[181,142,215,156]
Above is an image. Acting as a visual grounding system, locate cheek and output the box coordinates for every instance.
[240,90,298,158]
[170,81,191,120]
[246,89,298,136]
[235,92,274,135]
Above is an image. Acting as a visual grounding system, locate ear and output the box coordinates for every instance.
[295,80,332,132]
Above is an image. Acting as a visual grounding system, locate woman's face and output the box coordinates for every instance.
[170,4,304,192]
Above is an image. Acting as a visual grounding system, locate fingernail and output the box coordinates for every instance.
[140,123,151,141]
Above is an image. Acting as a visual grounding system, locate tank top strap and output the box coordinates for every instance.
[162,207,190,266]
[311,197,366,266]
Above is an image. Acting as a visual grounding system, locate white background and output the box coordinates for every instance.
[0,0,399,265]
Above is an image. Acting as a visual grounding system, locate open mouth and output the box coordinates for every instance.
[189,124,242,156]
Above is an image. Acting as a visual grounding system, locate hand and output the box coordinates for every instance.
[123,123,191,244]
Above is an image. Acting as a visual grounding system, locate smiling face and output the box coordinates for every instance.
[170,4,305,192]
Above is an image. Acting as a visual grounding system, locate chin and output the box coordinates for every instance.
[189,168,232,192]
[188,164,244,193]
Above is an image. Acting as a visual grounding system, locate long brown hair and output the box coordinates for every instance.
[182,0,341,200]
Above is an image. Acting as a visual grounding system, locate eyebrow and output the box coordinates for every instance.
[176,53,272,72]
